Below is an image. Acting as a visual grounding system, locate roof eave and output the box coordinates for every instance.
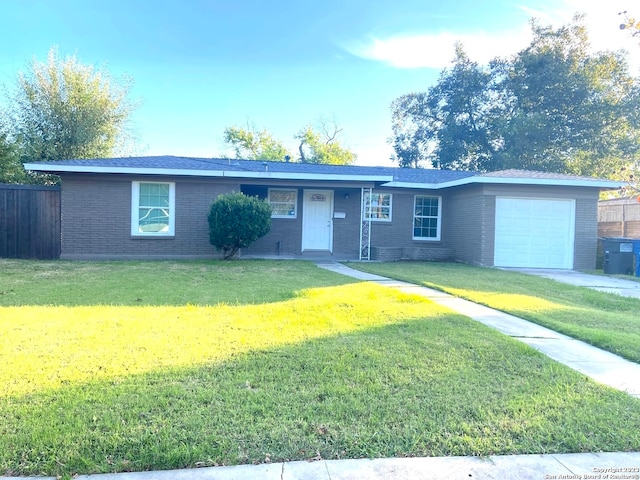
[22,162,624,190]
[22,163,394,183]
[475,176,625,189]
[380,181,450,190]
[382,176,624,190]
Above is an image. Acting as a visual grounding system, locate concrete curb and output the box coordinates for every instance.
[72,452,640,480]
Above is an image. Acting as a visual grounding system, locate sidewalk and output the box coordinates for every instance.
[73,451,640,480]
[316,262,640,398]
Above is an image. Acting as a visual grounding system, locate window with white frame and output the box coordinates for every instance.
[364,191,392,221]
[131,181,175,236]
[413,195,441,240]
[268,188,297,218]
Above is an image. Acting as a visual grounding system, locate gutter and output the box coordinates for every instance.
[22,163,394,183]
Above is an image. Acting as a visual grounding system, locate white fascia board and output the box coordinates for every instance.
[471,176,625,189]
[223,171,394,182]
[382,176,625,190]
[24,164,224,177]
[380,181,446,189]
[22,163,394,183]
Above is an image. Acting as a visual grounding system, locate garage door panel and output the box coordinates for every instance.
[530,237,549,248]
[494,197,575,269]
[513,220,530,230]
[548,219,566,229]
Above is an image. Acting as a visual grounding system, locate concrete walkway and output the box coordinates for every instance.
[317,262,640,398]
[31,263,640,480]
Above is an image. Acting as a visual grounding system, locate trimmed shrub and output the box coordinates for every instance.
[208,192,272,259]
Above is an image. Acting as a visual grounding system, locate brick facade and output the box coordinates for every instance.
[367,189,453,261]
[58,174,601,269]
[445,185,494,266]
[461,184,600,270]
[61,174,239,259]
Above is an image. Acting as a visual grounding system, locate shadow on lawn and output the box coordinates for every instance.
[3,317,640,477]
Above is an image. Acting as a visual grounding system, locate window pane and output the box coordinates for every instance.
[138,207,169,232]
[140,183,169,207]
[270,190,296,203]
[365,192,392,221]
[413,196,439,239]
[271,204,296,216]
[269,189,297,217]
[136,182,172,234]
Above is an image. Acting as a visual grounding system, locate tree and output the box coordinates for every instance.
[390,17,640,179]
[391,45,496,170]
[5,47,136,170]
[619,10,640,39]
[295,119,357,165]
[497,19,640,174]
[0,132,26,183]
[207,192,272,259]
[222,119,357,165]
[223,125,291,161]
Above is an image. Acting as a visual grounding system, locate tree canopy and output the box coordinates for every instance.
[619,10,640,39]
[223,119,357,165]
[3,47,137,183]
[295,119,357,165]
[0,132,25,183]
[390,17,640,181]
[223,125,290,161]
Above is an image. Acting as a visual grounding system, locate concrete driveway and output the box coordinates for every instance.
[506,269,640,298]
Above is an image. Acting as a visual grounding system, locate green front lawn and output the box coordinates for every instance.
[1,260,639,478]
[345,262,640,363]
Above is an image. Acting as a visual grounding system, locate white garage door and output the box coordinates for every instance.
[494,197,575,269]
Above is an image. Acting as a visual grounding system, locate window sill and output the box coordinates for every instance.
[131,235,175,240]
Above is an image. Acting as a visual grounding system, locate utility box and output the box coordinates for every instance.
[602,237,634,275]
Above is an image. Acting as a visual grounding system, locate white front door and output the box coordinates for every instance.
[302,189,333,252]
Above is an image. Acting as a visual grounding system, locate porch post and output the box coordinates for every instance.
[359,187,372,260]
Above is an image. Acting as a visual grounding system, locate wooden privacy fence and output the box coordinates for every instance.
[598,200,640,238]
[0,184,61,259]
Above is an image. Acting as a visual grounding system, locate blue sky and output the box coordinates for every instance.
[1,0,637,166]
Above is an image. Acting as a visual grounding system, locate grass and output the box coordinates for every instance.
[1,259,640,477]
[0,259,354,306]
[345,261,640,363]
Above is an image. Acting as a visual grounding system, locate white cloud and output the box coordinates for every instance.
[346,30,533,69]
[345,0,640,72]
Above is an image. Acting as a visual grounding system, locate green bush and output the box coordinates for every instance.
[208,192,272,259]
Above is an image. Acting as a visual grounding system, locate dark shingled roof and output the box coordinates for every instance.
[24,156,623,189]
[480,169,608,182]
[26,155,478,184]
